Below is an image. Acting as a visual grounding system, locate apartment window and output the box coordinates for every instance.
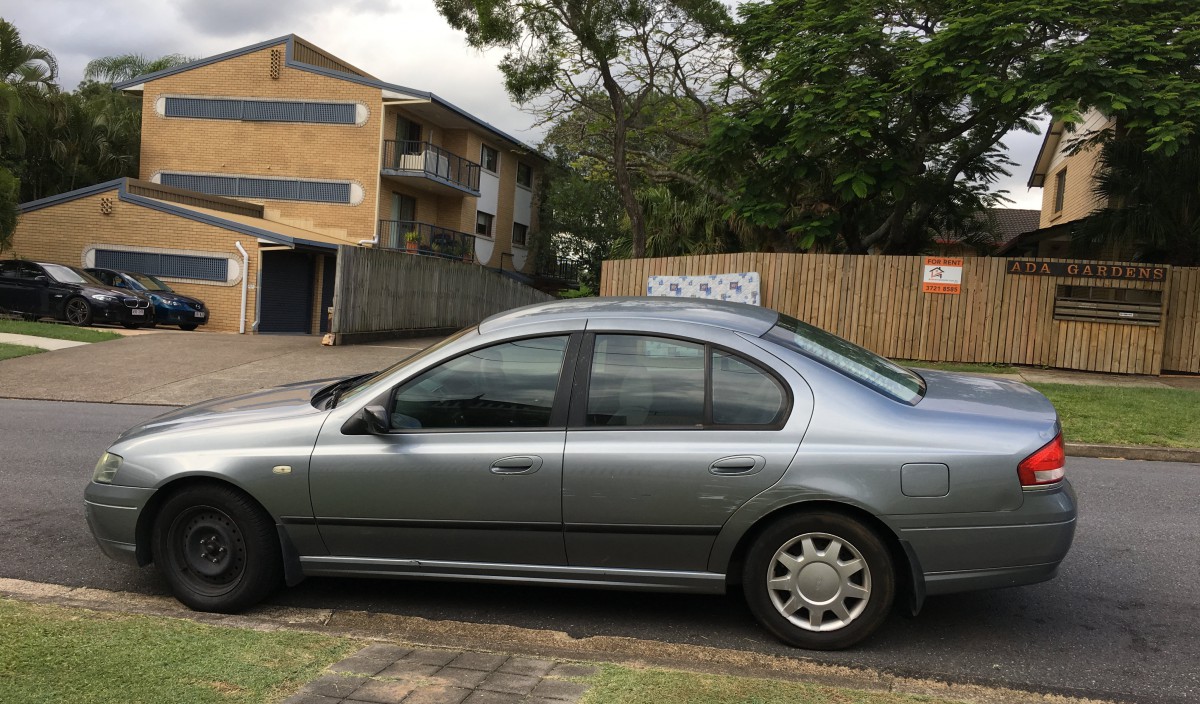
[476,211,494,238]
[160,173,352,204]
[1053,168,1067,214]
[163,97,357,125]
[512,222,528,247]
[95,249,228,282]
[516,162,533,189]
[481,145,499,173]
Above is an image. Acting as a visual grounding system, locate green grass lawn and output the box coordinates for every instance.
[0,343,44,361]
[582,664,960,704]
[1032,383,1200,448]
[0,319,122,342]
[0,599,357,704]
[898,359,1018,374]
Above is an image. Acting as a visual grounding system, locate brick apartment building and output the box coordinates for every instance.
[5,35,546,334]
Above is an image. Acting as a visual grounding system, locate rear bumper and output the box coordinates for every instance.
[890,481,1077,595]
[84,481,155,566]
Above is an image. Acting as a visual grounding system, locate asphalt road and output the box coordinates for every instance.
[3,398,1197,703]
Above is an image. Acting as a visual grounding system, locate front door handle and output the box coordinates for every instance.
[490,456,542,475]
[709,455,766,476]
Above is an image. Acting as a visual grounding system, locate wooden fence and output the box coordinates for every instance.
[331,246,553,342]
[601,254,1200,375]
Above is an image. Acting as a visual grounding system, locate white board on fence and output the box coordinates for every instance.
[646,272,761,305]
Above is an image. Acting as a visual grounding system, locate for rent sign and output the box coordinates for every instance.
[1006,260,1167,281]
[923,257,963,294]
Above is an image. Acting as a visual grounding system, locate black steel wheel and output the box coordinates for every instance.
[743,512,895,650]
[64,297,92,326]
[152,484,282,612]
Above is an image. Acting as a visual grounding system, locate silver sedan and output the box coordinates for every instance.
[84,297,1076,649]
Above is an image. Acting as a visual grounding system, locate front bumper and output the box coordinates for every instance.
[91,300,155,325]
[155,305,209,326]
[84,481,155,566]
[890,480,1077,596]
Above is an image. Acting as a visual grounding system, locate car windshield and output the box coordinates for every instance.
[329,326,477,406]
[129,273,173,292]
[765,313,925,405]
[42,264,102,285]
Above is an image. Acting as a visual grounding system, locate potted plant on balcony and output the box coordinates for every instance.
[404,230,421,253]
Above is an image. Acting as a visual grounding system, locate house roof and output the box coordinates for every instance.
[1028,120,1067,188]
[19,178,341,251]
[934,208,1040,249]
[113,35,546,161]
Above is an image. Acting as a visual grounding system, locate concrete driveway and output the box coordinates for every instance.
[0,331,441,406]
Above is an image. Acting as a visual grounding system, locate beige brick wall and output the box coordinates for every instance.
[6,190,260,333]
[139,42,383,244]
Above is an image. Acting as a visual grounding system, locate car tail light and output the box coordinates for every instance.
[1018,434,1065,487]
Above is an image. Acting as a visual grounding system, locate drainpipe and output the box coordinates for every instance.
[234,241,249,334]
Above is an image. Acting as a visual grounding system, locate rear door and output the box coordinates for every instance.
[562,328,809,572]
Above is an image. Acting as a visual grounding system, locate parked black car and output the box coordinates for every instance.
[0,260,154,327]
[86,267,209,331]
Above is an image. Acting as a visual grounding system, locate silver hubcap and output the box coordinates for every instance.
[766,532,871,632]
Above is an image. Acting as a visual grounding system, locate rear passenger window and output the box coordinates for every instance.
[712,349,787,425]
[587,335,705,427]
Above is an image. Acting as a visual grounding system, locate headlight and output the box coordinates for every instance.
[90,294,117,302]
[93,452,122,484]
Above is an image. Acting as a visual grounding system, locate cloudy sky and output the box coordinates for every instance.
[6,0,1046,209]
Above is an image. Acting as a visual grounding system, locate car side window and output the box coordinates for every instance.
[18,263,44,280]
[389,336,569,430]
[0,261,17,279]
[712,349,787,425]
[91,270,111,285]
[586,335,705,427]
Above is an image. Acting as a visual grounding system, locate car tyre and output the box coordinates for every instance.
[152,484,282,613]
[179,324,198,331]
[122,323,141,329]
[743,512,894,650]
[64,297,92,326]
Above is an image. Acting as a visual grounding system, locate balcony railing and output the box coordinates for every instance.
[378,220,476,262]
[537,256,582,284]
[382,140,481,194]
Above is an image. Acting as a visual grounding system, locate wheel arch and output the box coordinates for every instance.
[721,499,925,616]
[134,476,304,586]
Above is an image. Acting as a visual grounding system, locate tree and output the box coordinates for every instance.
[0,18,58,155]
[535,153,627,289]
[84,53,193,84]
[434,0,738,257]
[1074,132,1200,266]
[699,0,1200,255]
[0,165,18,253]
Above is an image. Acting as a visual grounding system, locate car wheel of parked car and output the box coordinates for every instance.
[122,323,142,330]
[152,484,282,613]
[743,512,894,650]
[64,297,92,326]
[179,324,198,331]
[21,313,39,322]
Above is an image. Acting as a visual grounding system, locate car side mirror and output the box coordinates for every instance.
[341,404,390,435]
[33,275,48,283]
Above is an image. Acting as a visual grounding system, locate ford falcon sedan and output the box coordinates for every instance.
[84,297,1075,650]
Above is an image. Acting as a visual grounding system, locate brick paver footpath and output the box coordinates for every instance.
[283,644,597,704]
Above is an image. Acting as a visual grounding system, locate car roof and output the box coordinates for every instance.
[478,297,780,336]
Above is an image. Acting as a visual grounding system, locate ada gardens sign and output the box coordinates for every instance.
[1006,259,1167,282]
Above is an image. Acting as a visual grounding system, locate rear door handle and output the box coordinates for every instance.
[709,456,766,476]
[490,456,542,475]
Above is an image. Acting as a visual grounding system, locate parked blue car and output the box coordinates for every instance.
[86,268,210,331]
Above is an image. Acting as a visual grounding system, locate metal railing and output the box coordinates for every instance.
[382,140,481,193]
[378,220,476,262]
[537,256,582,284]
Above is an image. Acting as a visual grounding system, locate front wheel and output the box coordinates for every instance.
[179,323,198,331]
[64,297,92,326]
[743,512,895,650]
[152,484,282,612]
[122,323,141,330]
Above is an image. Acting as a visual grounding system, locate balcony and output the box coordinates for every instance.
[381,140,481,196]
[378,220,477,262]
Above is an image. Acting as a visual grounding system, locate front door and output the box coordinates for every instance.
[309,334,576,565]
[563,333,800,572]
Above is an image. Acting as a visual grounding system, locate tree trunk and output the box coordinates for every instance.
[597,58,648,258]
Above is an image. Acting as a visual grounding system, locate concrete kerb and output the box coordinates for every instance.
[0,577,1117,704]
[1064,443,1200,464]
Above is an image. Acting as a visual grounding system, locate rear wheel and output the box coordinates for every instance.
[122,323,141,329]
[64,297,92,326]
[152,484,282,612]
[743,512,894,650]
[179,323,198,331]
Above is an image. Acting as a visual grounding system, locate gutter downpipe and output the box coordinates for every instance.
[234,241,249,334]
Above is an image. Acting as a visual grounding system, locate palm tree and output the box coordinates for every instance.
[1074,133,1200,266]
[84,53,193,84]
[0,19,59,153]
